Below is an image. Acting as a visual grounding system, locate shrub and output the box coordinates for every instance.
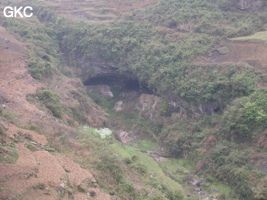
[219,0,236,11]
[36,89,60,104]
[96,151,124,183]
[160,100,169,116]
[119,180,135,193]
[69,107,88,124]
[134,163,147,174]
[0,125,5,135]
[29,59,53,80]
[168,136,191,158]
[221,89,267,139]
[165,190,184,200]
[124,158,132,165]
[36,89,62,118]
[231,167,254,199]
[255,179,267,200]
[208,144,257,199]
[45,103,62,118]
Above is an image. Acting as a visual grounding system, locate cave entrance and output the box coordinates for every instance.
[84,76,117,86]
[123,80,141,91]
[84,76,152,94]
[123,79,152,94]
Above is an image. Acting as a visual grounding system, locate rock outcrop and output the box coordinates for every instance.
[164,94,220,118]
[114,101,124,111]
[116,131,136,143]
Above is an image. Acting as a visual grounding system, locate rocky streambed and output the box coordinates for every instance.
[144,148,219,200]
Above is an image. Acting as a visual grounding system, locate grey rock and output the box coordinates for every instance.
[114,101,124,112]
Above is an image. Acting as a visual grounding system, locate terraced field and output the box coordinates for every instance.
[230,31,267,42]
[43,0,157,23]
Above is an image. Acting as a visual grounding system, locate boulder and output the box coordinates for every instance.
[116,131,135,143]
[114,101,124,112]
[138,94,160,111]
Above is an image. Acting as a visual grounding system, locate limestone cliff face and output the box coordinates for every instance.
[63,52,132,86]
[63,51,221,118]
[164,94,220,118]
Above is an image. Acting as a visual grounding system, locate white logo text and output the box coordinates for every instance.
[3,6,33,18]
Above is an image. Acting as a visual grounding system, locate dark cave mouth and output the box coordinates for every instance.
[124,79,142,91]
[84,76,152,93]
[84,76,117,86]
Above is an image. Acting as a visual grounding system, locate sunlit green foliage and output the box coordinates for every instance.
[221,89,267,139]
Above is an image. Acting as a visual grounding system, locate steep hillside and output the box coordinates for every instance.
[1,0,267,200]
[0,25,113,199]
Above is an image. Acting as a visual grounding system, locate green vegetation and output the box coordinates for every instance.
[28,58,53,80]
[208,144,252,198]
[111,142,186,198]
[160,159,235,199]
[44,0,262,106]
[2,0,263,105]
[160,158,194,184]
[164,105,266,199]
[1,0,267,199]
[221,89,267,140]
[1,12,60,80]
[64,91,100,125]
[132,0,263,37]
[0,186,9,192]
[0,143,18,164]
[2,112,16,123]
[28,89,63,118]
[230,31,267,42]
[81,126,112,139]
[0,125,4,135]
[65,131,187,200]
[132,141,159,151]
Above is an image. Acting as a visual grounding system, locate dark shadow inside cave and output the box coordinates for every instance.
[123,80,140,91]
[84,76,117,86]
[84,76,152,94]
